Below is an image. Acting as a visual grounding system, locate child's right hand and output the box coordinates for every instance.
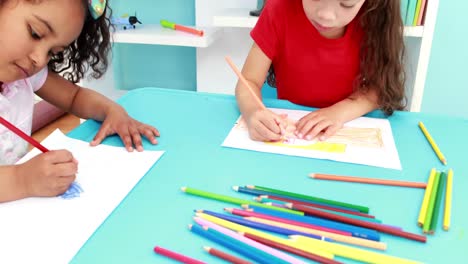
[15,150,78,197]
[244,109,285,142]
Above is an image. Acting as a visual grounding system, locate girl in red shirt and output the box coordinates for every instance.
[236,0,405,142]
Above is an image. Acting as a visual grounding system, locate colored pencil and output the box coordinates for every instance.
[194,217,308,264]
[225,57,266,110]
[309,173,427,188]
[291,204,427,243]
[291,235,422,264]
[181,187,302,215]
[244,217,387,251]
[417,168,436,227]
[263,195,372,218]
[443,169,453,231]
[429,172,447,234]
[203,246,252,264]
[199,209,330,241]
[190,224,291,264]
[153,245,206,264]
[242,232,343,264]
[230,207,359,238]
[246,185,369,213]
[418,121,447,165]
[194,213,335,260]
[0,115,49,152]
[243,205,380,241]
[286,203,382,224]
[423,172,441,233]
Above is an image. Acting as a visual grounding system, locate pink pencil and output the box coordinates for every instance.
[154,246,206,264]
[309,173,427,189]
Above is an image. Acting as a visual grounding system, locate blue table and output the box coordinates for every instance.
[69,88,468,263]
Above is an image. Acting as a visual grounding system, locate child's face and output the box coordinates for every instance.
[302,0,365,39]
[0,0,86,83]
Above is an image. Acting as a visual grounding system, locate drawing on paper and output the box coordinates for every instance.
[234,117,383,153]
[60,182,84,199]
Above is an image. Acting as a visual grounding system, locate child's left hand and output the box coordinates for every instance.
[295,107,345,141]
[90,106,160,152]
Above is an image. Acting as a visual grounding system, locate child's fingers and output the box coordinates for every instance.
[319,124,341,141]
[42,149,76,164]
[90,125,111,146]
[116,129,134,152]
[129,127,144,152]
[141,126,159,145]
[304,120,332,140]
[254,123,282,141]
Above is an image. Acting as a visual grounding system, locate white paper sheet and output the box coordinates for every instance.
[0,129,164,264]
[222,108,401,170]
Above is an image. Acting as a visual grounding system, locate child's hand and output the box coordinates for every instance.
[90,106,160,152]
[16,150,78,197]
[245,109,285,142]
[295,107,345,141]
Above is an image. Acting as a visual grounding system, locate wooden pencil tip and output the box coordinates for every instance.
[224,208,233,213]
[443,226,449,231]
[203,246,210,251]
[188,224,193,229]
[241,204,249,209]
[308,173,315,178]
[194,209,203,213]
[232,186,239,191]
[246,185,255,189]
[181,187,187,192]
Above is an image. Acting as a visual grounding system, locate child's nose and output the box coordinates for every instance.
[316,5,336,22]
[29,49,49,68]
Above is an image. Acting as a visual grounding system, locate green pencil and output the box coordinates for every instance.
[423,171,441,233]
[181,187,303,215]
[247,185,369,213]
[429,172,447,234]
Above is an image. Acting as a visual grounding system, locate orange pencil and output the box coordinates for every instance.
[225,56,266,110]
[309,173,427,188]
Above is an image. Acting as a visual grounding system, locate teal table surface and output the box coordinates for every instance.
[69,88,468,264]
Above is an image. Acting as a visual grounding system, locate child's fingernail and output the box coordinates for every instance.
[306,135,312,140]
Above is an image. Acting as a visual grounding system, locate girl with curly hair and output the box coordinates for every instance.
[235,0,406,142]
[0,0,160,202]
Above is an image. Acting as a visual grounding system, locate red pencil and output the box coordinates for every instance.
[154,246,206,264]
[291,204,427,243]
[0,115,49,152]
[203,246,252,264]
[242,232,343,264]
[310,173,427,188]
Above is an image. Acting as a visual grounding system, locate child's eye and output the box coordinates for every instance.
[29,26,42,40]
[340,3,355,9]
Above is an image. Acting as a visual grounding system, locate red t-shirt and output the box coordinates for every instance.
[251,0,364,108]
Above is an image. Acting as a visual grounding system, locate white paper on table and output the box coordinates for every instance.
[222,108,402,170]
[0,129,164,264]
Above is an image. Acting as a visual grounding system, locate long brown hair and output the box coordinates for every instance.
[359,0,406,115]
[267,0,406,115]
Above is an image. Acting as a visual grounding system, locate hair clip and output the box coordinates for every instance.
[88,0,107,20]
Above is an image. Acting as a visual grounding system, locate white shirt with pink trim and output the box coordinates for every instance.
[0,67,48,165]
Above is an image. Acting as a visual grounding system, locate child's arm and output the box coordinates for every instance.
[35,72,160,152]
[0,150,77,203]
[296,89,379,141]
[235,43,283,142]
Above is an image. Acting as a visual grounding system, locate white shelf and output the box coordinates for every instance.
[213,8,424,37]
[112,24,221,48]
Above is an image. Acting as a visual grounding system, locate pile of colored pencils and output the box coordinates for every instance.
[182,185,425,264]
[417,168,453,234]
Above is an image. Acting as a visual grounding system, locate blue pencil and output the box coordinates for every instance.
[200,210,331,241]
[189,224,289,264]
[246,205,380,241]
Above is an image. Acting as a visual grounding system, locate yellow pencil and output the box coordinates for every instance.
[443,169,453,231]
[418,121,447,165]
[417,168,436,227]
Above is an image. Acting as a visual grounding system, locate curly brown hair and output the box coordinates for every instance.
[267,0,406,115]
[48,0,112,83]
